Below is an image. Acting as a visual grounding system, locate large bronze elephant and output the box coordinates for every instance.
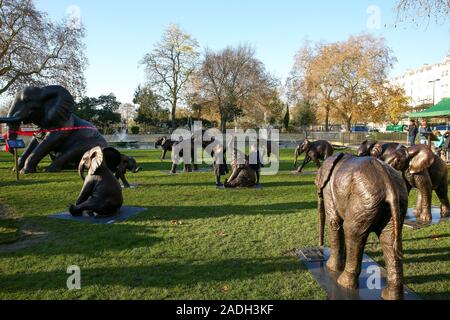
[358,140,405,161]
[70,147,123,217]
[294,139,333,172]
[0,86,107,173]
[316,153,408,300]
[384,144,449,222]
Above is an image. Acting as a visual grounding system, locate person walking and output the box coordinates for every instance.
[407,120,418,146]
[419,120,432,145]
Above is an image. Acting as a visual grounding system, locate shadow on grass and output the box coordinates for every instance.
[141,180,315,188]
[0,256,303,293]
[131,202,317,221]
[0,179,65,188]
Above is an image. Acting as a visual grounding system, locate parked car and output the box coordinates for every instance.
[351,125,369,132]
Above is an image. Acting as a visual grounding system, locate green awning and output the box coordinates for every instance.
[409,98,450,118]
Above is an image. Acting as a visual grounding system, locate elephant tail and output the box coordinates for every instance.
[381,163,403,260]
[318,195,325,247]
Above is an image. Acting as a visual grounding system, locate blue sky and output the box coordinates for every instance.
[36,0,450,104]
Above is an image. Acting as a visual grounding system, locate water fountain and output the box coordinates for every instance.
[109,130,139,149]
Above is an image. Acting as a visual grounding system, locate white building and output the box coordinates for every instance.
[391,55,450,108]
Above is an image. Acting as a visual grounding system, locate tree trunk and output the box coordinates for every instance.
[346,118,352,132]
[325,108,330,132]
[171,99,177,130]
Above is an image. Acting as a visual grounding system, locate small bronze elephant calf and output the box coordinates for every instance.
[385,144,449,222]
[70,146,123,217]
[102,147,142,188]
[294,139,333,173]
[316,153,408,300]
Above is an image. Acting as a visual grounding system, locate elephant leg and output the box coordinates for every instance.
[379,225,404,300]
[71,198,116,217]
[313,157,321,169]
[297,156,311,173]
[435,180,450,218]
[116,172,130,188]
[22,132,69,173]
[413,191,422,218]
[414,173,433,222]
[16,137,39,172]
[46,147,84,172]
[337,222,368,290]
[326,215,345,273]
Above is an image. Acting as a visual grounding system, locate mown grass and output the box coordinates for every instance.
[0,148,449,300]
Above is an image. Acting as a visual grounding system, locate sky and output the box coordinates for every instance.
[35,0,450,104]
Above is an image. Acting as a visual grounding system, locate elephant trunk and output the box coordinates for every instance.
[0,115,22,124]
[78,161,86,180]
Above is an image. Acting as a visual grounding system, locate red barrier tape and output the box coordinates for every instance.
[2,126,98,152]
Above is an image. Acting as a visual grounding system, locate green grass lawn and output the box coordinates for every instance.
[0,148,449,300]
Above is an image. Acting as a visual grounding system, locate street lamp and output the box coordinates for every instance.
[428,78,441,105]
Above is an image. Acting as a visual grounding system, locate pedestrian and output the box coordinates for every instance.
[434,131,446,158]
[419,120,431,145]
[407,119,418,146]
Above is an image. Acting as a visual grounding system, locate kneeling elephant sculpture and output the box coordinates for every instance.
[316,153,408,300]
[70,147,123,217]
[0,86,107,173]
[384,144,449,222]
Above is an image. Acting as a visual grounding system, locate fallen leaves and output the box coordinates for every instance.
[220,284,230,293]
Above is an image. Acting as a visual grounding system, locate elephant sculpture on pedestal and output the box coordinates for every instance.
[294,139,333,173]
[0,86,107,173]
[384,144,449,222]
[316,153,408,300]
[70,146,123,217]
[358,140,405,161]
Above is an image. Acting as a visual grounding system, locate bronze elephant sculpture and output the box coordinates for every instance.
[155,136,175,160]
[358,140,405,161]
[294,139,333,173]
[224,149,257,188]
[385,144,449,222]
[102,147,142,188]
[316,153,408,300]
[0,86,107,173]
[70,147,123,217]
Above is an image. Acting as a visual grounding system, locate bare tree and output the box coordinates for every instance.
[141,24,199,129]
[0,0,87,97]
[198,45,277,131]
[395,0,449,25]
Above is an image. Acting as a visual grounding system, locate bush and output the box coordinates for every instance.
[130,126,140,134]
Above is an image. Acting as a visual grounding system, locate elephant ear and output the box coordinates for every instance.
[102,147,122,172]
[370,143,383,158]
[303,139,311,150]
[408,145,435,174]
[88,146,104,175]
[41,86,74,125]
[315,153,347,191]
